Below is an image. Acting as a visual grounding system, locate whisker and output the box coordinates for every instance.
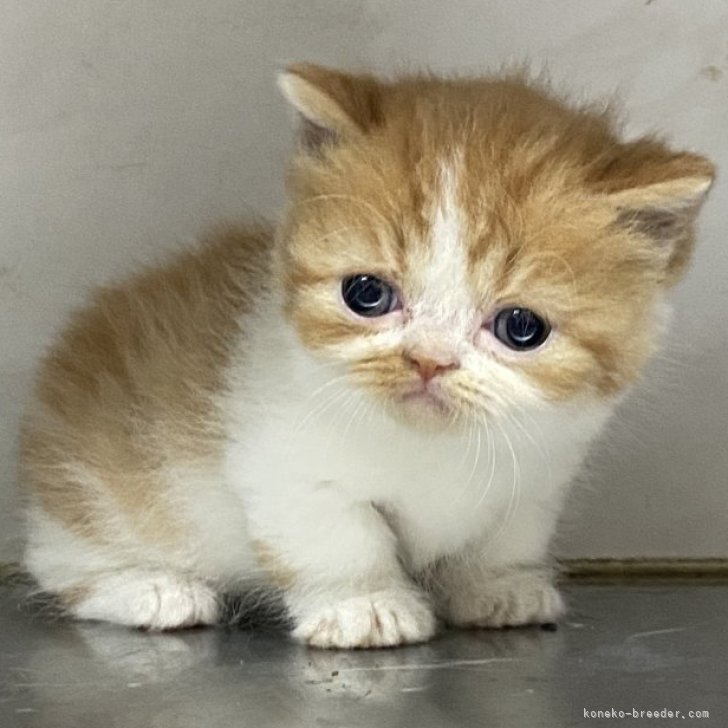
[459,414,474,471]
[474,416,497,510]
[339,391,368,442]
[294,387,351,433]
[317,225,380,245]
[304,372,352,402]
[487,420,521,547]
[465,421,482,495]
[503,408,541,453]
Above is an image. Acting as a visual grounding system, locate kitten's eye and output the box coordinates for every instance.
[492,307,551,350]
[342,275,398,317]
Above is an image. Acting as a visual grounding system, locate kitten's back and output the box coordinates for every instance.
[20,225,271,542]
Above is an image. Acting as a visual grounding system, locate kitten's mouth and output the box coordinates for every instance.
[399,385,453,416]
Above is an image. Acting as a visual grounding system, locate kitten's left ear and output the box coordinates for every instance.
[603,147,715,284]
[277,62,382,152]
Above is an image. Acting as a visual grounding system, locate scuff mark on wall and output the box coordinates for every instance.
[700,65,724,82]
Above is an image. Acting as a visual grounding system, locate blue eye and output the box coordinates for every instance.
[342,275,398,317]
[493,307,550,350]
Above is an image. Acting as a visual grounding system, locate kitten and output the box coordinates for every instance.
[20,64,714,648]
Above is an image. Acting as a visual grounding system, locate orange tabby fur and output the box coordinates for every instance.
[20,226,271,546]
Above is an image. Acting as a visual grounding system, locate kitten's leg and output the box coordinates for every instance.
[66,570,219,630]
[251,491,435,649]
[25,513,219,630]
[430,500,564,629]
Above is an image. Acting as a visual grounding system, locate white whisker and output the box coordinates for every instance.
[474,416,497,510]
[487,420,521,547]
[294,387,351,433]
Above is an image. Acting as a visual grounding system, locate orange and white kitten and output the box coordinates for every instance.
[20,64,714,648]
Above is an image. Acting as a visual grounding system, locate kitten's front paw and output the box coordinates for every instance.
[442,570,564,629]
[70,571,219,630]
[292,588,436,649]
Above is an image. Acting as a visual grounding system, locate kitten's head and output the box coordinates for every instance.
[276,63,714,429]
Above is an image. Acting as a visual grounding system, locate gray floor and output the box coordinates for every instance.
[0,583,725,728]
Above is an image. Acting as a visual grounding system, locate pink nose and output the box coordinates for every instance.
[404,352,460,382]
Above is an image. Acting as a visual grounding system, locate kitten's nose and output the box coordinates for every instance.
[404,351,460,382]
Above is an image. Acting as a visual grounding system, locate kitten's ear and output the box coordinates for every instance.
[602,147,715,284]
[277,63,382,152]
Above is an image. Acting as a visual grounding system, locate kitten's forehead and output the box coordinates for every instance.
[409,156,476,331]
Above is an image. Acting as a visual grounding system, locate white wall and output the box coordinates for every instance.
[2,0,726,560]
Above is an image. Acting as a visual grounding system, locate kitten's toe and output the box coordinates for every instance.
[291,588,436,649]
[442,570,564,629]
[68,570,219,630]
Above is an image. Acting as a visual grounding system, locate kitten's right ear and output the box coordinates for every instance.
[277,63,382,152]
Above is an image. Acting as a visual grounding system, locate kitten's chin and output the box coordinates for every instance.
[387,390,462,432]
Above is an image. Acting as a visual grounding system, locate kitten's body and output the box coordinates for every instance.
[21,66,713,647]
[23,231,603,641]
